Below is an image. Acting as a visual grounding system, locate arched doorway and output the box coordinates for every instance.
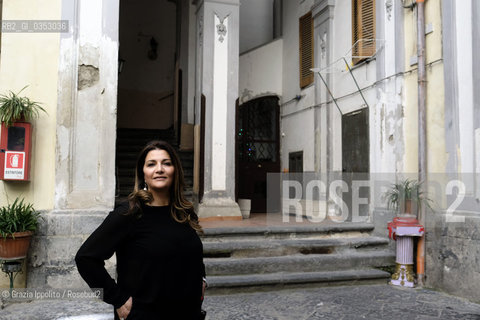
[236,96,280,213]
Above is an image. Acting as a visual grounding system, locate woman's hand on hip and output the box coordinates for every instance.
[202,279,207,300]
[116,296,132,319]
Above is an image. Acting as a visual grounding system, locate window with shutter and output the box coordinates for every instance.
[352,0,376,65]
[299,11,313,88]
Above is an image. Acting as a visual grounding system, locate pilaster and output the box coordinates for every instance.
[312,0,335,175]
[55,0,119,210]
[195,0,241,219]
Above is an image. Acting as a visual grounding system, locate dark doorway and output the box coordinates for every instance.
[288,151,303,199]
[341,107,369,221]
[289,151,303,173]
[115,0,188,200]
[342,108,369,173]
[237,96,280,213]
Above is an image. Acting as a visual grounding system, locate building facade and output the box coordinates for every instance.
[0,0,479,303]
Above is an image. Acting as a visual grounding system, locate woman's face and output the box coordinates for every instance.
[143,149,175,192]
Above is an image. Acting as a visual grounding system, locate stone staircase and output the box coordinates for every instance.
[202,222,394,293]
[115,128,193,198]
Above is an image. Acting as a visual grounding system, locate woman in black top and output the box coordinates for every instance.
[75,140,206,320]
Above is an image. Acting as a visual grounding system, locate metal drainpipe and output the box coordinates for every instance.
[416,0,427,286]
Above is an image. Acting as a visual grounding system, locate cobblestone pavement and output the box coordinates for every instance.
[203,285,480,320]
[1,284,480,319]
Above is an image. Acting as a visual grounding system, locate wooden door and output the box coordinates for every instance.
[237,96,280,213]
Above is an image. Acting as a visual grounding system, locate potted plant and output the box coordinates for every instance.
[0,198,43,260]
[0,86,46,127]
[384,179,431,215]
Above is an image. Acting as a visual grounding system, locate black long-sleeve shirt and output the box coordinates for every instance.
[75,203,205,318]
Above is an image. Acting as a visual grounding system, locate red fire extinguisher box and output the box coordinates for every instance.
[0,122,32,181]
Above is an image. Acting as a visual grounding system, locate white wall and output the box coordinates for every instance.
[329,0,377,112]
[281,0,406,177]
[240,0,274,53]
[281,109,316,172]
[280,0,316,172]
[239,38,283,103]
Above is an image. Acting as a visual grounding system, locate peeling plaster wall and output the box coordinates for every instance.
[55,0,118,210]
[369,0,405,177]
[78,64,100,90]
[0,0,61,289]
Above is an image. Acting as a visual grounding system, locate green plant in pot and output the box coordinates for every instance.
[0,86,46,127]
[0,198,43,260]
[384,179,432,215]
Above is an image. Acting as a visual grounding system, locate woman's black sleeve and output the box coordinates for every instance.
[75,204,132,309]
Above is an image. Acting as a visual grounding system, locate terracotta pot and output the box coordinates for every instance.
[0,231,33,260]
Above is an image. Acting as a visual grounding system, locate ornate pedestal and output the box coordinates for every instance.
[387,216,424,287]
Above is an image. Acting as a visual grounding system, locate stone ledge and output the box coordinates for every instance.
[205,250,395,275]
[202,222,375,237]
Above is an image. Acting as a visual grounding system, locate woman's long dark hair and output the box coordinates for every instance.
[127,140,202,232]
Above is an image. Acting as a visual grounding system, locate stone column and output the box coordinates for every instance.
[195,0,241,219]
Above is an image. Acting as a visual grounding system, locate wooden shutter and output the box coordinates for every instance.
[352,0,376,65]
[299,12,314,88]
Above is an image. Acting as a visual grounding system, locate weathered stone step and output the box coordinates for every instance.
[205,250,394,275]
[201,222,375,241]
[206,269,391,291]
[203,236,390,258]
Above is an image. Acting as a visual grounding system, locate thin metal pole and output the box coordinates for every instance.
[342,57,370,109]
[315,72,343,115]
[416,0,427,287]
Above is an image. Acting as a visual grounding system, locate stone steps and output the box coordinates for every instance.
[205,250,394,275]
[207,269,391,291]
[202,222,375,240]
[201,223,394,292]
[203,236,390,258]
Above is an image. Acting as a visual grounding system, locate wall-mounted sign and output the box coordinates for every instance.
[0,122,32,181]
[4,151,25,180]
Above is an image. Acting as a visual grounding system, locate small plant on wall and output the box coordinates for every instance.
[0,86,46,127]
[384,179,432,215]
